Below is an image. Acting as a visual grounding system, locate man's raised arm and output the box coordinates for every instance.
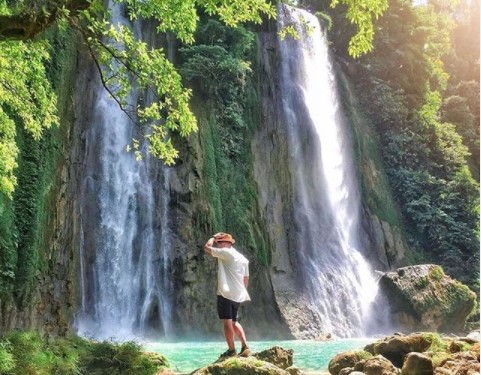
[204,237,215,255]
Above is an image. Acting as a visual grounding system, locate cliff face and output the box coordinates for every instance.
[155,101,291,338]
[253,31,313,337]
[161,61,292,339]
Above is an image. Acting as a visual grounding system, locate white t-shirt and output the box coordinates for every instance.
[208,246,251,303]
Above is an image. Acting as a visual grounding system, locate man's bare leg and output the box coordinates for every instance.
[233,321,250,356]
[232,321,247,348]
[223,319,235,350]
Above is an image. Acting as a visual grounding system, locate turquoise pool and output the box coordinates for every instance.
[144,338,372,373]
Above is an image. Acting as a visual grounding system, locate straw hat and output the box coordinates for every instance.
[214,232,235,244]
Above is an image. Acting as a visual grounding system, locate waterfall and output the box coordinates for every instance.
[278,5,378,337]
[75,2,173,339]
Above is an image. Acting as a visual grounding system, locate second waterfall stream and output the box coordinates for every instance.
[277,4,379,337]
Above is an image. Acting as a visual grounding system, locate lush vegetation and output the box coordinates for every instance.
[0,330,168,375]
[0,27,77,303]
[0,0,276,197]
[320,0,479,288]
[0,0,390,197]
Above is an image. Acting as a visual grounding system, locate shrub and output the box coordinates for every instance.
[78,340,167,375]
[0,331,168,375]
[0,342,15,373]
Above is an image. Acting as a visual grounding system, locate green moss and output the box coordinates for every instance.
[252,359,266,367]
[429,265,445,281]
[188,21,270,265]
[4,26,79,308]
[415,276,430,289]
[223,357,244,369]
[458,341,474,352]
[0,25,79,307]
[0,192,17,296]
[423,332,448,352]
[452,281,475,300]
[78,339,168,375]
[423,334,474,366]
[200,114,224,232]
[431,351,451,367]
[357,350,373,360]
[12,126,44,306]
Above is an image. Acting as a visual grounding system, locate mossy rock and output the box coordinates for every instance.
[329,350,373,375]
[378,265,477,333]
[401,352,433,375]
[192,356,290,375]
[254,346,293,369]
[449,340,474,353]
[364,333,433,368]
[435,351,480,375]
[331,332,480,375]
[362,355,399,375]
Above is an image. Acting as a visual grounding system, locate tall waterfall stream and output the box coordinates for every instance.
[76,2,173,339]
[278,5,379,337]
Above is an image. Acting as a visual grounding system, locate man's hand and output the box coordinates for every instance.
[204,237,215,255]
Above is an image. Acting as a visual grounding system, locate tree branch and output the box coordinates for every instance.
[85,39,138,123]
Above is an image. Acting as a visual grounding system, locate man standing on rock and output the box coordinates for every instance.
[204,232,251,358]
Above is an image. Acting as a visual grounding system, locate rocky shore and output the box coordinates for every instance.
[159,332,480,375]
[329,332,479,375]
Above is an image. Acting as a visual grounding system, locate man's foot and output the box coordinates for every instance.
[219,349,237,358]
[238,345,251,357]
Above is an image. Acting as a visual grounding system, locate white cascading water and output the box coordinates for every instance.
[278,5,378,337]
[76,2,173,339]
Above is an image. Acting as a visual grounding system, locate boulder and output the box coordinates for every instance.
[378,265,476,333]
[466,331,480,341]
[192,356,290,375]
[339,368,354,375]
[254,346,293,369]
[361,355,400,375]
[434,352,480,375]
[401,352,433,375]
[192,347,296,375]
[286,366,302,375]
[354,360,367,371]
[329,332,479,375]
[329,351,373,375]
[365,333,432,367]
[449,340,475,353]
